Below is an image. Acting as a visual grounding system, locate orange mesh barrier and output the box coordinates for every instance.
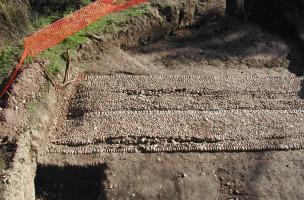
[0,0,147,97]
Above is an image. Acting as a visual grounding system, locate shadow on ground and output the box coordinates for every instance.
[35,164,108,200]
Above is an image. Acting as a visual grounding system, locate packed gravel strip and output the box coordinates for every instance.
[46,75,304,155]
[68,75,303,111]
[69,92,304,111]
[51,109,304,145]
[80,75,302,92]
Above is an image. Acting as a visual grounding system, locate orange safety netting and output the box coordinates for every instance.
[0,0,147,97]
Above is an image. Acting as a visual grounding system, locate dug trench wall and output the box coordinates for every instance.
[0,62,59,199]
[0,132,36,200]
[77,0,227,61]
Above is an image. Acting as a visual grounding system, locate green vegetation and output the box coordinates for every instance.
[0,46,15,78]
[40,47,66,75]
[0,0,150,172]
[35,4,149,75]
[124,5,149,17]
[0,0,29,91]
[0,0,30,40]
[0,1,149,92]
[31,0,94,30]
[0,46,22,86]
[31,14,61,30]
[29,0,94,17]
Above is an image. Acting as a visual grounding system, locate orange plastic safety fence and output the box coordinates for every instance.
[0,0,147,97]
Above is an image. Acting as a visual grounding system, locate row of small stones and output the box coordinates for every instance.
[45,143,304,155]
[68,96,303,106]
[83,75,299,80]
[51,137,106,145]
[81,76,299,84]
[82,75,299,82]
[68,105,304,113]
[71,104,304,121]
[144,143,304,152]
[67,106,304,115]
[80,109,304,117]
[52,136,304,150]
[51,135,224,146]
[45,147,138,154]
[68,99,303,109]
[73,89,299,98]
[62,123,303,136]
[81,82,298,92]
[51,132,304,146]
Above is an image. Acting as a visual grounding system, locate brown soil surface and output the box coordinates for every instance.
[103,151,304,200]
[1,1,304,199]
[37,16,304,200]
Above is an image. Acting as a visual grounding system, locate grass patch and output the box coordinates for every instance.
[0,46,16,79]
[124,5,149,17]
[0,45,22,89]
[40,46,66,74]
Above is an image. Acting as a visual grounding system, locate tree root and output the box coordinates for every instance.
[85,33,105,41]
[35,51,79,91]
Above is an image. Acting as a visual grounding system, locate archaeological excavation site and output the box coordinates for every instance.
[0,0,304,199]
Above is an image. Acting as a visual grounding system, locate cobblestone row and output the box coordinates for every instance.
[45,137,304,155]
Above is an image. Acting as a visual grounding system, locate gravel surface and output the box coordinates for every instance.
[45,74,304,155]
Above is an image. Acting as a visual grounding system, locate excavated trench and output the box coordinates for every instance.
[2,0,304,199]
[35,165,107,200]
